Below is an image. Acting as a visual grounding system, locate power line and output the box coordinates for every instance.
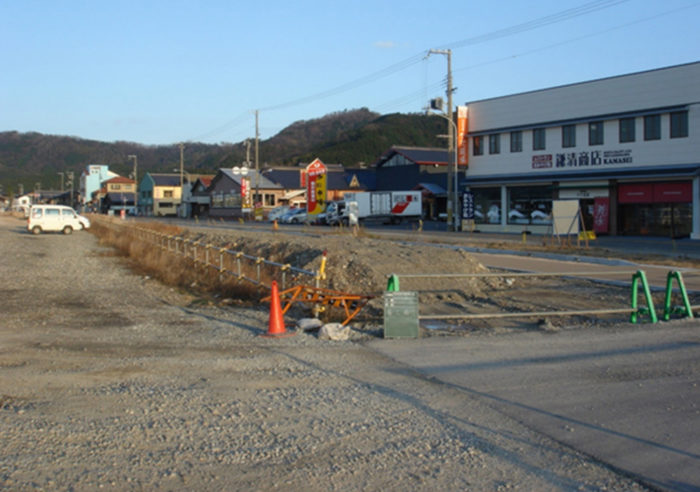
[437,0,630,51]
[195,0,633,140]
[259,0,630,113]
[375,1,700,114]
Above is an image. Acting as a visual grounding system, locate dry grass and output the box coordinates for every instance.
[90,219,263,303]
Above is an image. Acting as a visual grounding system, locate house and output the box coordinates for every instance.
[100,176,136,215]
[207,168,282,219]
[181,175,215,218]
[11,194,33,215]
[138,173,182,217]
[463,61,700,238]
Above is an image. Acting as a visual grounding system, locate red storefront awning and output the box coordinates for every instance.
[618,182,691,204]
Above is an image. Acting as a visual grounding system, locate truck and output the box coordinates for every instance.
[326,191,422,226]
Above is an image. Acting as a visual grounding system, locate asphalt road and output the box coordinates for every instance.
[467,250,700,292]
[369,320,700,492]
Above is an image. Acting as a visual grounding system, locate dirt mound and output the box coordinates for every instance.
[189,228,499,298]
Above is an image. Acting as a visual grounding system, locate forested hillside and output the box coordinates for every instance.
[0,108,449,194]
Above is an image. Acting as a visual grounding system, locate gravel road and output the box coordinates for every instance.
[0,214,649,491]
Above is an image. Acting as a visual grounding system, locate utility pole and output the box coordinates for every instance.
[179,143,185,186]
[254,110,260,209]
[66,172,74,207]
[428,48,456,231]
[57,172,64,192]
[179,143,185,218]
[128,155,138,215]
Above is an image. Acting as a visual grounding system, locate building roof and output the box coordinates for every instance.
[103,176,135,185]
[263,168,301,189]
[149,174,182,186]
[415,182,446,196]
[374,146,449,168]
[219,168,282,189]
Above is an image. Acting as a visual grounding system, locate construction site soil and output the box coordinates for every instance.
[179,222,680,335]
[1,214,695,490]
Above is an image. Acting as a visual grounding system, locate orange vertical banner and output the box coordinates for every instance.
[457,105,469,166]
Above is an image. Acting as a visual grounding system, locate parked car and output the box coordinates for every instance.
[27,205,90,235]
[268,206,290,222]
[285,208,307,224]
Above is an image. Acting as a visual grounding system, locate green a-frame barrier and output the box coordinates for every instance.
[663,271,694,321]
[630,270,658,324]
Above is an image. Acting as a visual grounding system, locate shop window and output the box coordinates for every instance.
[644,114,661,141]
[489,134,500,154]
[670,111,688,138]
[510,131,522,152]
[562,125,576,148]
[507,186,553,225]
[619,117,635,143]
[473,136,483,156]
[589,121,604,146]
[472,187,501,224]
[533,128,546,151]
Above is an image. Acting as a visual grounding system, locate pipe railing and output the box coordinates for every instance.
[96,218,320,290]
[387,270,698,324]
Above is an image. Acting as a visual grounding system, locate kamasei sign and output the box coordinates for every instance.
[532,149,633,169]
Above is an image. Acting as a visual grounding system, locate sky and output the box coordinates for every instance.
[2,0,699,146]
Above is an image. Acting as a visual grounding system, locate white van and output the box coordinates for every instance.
[27,205,90,235]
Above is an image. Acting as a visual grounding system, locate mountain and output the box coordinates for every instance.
[0,108,448,195]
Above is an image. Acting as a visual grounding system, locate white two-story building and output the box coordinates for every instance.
[463,61,700,239]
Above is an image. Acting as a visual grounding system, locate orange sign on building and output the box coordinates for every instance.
[457,105,469,166]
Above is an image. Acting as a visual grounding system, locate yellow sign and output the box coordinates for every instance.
[306,158,327,216]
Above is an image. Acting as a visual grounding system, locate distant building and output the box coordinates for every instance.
[179,174,214,218]
[372,146,456,220]
[100,176,137,214]
[138,173,182,217]
[207,169,281,219]
[80,165,118,207]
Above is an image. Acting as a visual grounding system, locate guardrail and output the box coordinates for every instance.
[95,218,322,290]
[386,270,698,325]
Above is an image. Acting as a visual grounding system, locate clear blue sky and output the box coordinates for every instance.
[2,0,698,146]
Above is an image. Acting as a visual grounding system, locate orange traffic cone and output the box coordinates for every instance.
[261,281,295,337]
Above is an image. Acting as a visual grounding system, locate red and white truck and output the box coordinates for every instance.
[326,191,422,226]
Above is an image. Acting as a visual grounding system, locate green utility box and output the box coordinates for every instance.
[383,291,419,339]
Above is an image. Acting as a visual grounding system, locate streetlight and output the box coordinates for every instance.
[128,155,138,215]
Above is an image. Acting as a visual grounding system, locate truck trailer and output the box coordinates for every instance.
[326,191,422,226]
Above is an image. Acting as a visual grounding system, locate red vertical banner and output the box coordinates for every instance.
[593,197,609,234]
[305,158,327,216]
[241,177,252,211]
[456,105,469,166]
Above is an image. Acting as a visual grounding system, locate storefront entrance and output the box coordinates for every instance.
[618,181,692,238]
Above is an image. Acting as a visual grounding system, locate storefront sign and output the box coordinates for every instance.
[462,191,474,220]
[547,149,634,170]
[306,158,327,216]
[456,106,469,166]
[619,182,692,204]
[241,177,252,211]
[532,154,553,169]
[593,197,609,234]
